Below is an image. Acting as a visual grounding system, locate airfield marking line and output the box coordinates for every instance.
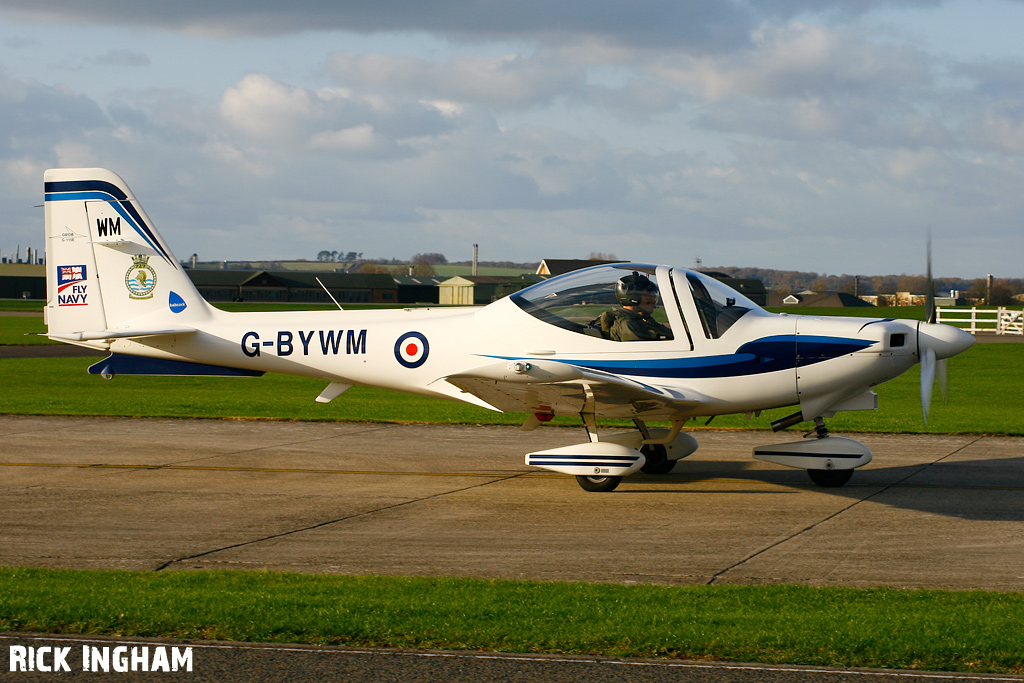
[708,489,876,585]
[852,435,987,493]
[924,435,987,465]
[152,471,529,572]
[2,635,1020,681]
[0,461,524,478]
[706,436,994,585]
[3,462,1024,491]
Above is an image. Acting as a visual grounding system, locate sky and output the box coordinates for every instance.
[2,0,1024,279]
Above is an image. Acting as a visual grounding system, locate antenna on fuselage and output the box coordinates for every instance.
[316,277,345,311]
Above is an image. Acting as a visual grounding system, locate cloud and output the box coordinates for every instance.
[217,73,460,156]
[649,23,931,102]
[326,50,587,111]
[0,0,954,50]
[1,0,755,49]
[2,2,1024,277]
[91,49,151,67]
[0,73,109,156]
[746,0,944,19]
[219,74,317,139]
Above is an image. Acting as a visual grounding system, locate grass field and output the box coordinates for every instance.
[0,342,1020,434]
[3,304,1023,672]
[0,314,50,345]
[1,569,1022,674]
[0,300,42,312]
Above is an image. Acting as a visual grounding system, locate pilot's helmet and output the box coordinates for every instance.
[615,271,658,306]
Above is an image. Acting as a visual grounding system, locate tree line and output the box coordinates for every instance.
[313,248,1021,303]
[709,266,1023,305]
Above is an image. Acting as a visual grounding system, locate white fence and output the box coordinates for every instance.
[935,306,1024,335]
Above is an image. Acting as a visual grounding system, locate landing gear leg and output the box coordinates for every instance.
[805,417,854,488]
[573,391,622,492]
[634,418,674,474]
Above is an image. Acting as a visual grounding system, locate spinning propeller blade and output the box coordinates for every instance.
[918,230,966,424]
[922,230,935,423]
[925,230,936,325]
[920,346,936,424]
[936,356,948,401]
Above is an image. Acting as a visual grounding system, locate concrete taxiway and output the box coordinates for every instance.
[1,415,1022,590]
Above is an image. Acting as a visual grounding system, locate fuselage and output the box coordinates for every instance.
[97,263,972,423]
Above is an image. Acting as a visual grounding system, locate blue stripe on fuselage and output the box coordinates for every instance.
[485,335,875,380]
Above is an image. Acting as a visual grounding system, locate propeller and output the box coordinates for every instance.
[920,345,936,424]
[919,231,960,424]
[925,230,935,325]
[921,230,936,423]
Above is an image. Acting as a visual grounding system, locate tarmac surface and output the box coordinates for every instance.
[3,633,1023,683]
[2,415,1022,590]
[3,414,1024,681]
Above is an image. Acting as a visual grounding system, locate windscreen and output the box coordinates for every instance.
[511,265,674,341]
[686,271,758,338]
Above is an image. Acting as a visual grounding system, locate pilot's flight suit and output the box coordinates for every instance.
[600,307,672,342]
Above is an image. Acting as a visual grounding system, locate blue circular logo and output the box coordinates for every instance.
[395,331,429,368]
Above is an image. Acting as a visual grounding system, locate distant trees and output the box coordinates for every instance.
[316,250,363,263]
[711,265,1024,303]
[304,250,1024,303]
[965,279,1019,305]
[412,253,448,265]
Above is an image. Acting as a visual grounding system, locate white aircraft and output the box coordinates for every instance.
[43,168,974,492]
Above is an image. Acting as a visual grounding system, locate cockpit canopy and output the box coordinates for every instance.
[509,263,764,342]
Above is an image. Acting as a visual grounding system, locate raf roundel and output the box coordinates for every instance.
[395,331,429,368]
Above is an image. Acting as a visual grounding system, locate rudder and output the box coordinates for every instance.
[44,168,211,343]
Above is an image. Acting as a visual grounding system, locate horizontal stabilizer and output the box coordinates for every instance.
[88,353,264,377]
[49,327,196,342]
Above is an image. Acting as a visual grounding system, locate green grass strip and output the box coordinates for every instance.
[1,342,1022,434]
[0,315,50,346]
[0,301,43,312]
[0,568,1021,673]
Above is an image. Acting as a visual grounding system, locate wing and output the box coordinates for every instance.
[438,359,704,420]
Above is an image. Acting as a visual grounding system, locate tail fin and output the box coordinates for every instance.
[44,168,212,343]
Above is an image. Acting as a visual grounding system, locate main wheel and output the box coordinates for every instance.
[807,468,854,488]
[575,475,622,492]
[640,443,675,475]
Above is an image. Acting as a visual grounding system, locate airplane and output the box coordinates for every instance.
[42,168,975,492]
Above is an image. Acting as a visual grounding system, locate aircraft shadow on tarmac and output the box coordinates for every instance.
[625,457,1024,522]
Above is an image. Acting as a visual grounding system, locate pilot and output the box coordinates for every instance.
[600,272,673,341]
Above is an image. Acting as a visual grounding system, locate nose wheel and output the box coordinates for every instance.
[807,468,853,487]
[804,419,855,487]
[575,475,622,492]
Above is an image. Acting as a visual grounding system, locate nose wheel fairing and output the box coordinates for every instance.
[753,435,872,472]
